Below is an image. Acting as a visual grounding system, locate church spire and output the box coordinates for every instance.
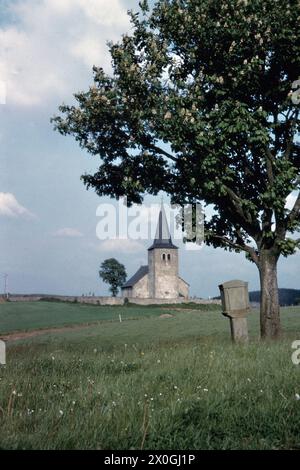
[148,201,178,251]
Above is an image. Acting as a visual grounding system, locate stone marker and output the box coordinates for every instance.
[218,280,250,343]
[0,340,6,365]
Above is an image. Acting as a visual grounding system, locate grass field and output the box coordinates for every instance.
[0,301,219,335]
[1,302,300,450]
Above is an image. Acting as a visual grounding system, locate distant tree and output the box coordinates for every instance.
[53,0,300,339]
[99,258,127,297]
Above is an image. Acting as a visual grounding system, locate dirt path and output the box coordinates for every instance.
[0,323,97,343]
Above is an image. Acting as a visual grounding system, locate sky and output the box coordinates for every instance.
[0,0,299,298]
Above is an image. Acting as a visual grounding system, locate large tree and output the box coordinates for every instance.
[99,258,127,297]
[52,0,300,339]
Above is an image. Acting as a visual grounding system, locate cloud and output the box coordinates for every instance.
[70,35,110,70]
[53,227,83,238]
[0,192,35,218]
[0,0,130,107]
[98,238,145,253]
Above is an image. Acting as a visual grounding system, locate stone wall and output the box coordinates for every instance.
[8,295,123,305]
[7,294,221,306]
[129,298,221,305]
[8,295,44,302]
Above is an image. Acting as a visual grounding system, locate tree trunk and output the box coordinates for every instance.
[258,251,281,339]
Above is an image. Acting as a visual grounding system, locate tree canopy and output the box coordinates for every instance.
[99,258,127,297]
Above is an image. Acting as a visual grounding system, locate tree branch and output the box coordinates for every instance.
[285,191,300,229]
[207,233,259,264]
[265,147,275,184]
[282,110,299,160]
[215,180,260,238]
[148,143,178,162]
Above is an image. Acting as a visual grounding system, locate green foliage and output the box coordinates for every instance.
[99,258,127,297]
[277,237,300,256]
[52,0,300,262]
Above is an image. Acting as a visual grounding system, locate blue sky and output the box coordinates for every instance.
[0,0,299,297]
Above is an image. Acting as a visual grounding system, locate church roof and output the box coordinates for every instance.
[178,276,190,286]
[122,265,149,289]
[148,202,178,251]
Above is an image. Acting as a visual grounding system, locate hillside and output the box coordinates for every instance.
[249,289,300,306]
[214,288,300,306]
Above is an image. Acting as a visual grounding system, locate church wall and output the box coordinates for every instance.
[178,278,189,299]
[122,287,133,298]
[132,274,149,298]
[148,250,155,297]
[148,248,179,299]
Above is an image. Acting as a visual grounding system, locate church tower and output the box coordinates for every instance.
[148,203,179,298]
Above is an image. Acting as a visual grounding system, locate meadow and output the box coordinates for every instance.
[0,301,300,450]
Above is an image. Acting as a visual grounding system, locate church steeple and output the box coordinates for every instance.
[122,198,189,300]
[148,202,178,251]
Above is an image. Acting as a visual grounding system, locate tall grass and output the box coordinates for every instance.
[0,307,300,449]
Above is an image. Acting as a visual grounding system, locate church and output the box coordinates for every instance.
[121,204,189,299]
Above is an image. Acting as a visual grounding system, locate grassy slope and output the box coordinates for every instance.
[0,302,176,334]
[0,304,300,450]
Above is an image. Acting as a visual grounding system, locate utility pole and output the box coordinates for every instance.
[3,273,8,299]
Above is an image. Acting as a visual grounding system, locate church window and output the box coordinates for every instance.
[162,253,166,261]
[167,254,171,261]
